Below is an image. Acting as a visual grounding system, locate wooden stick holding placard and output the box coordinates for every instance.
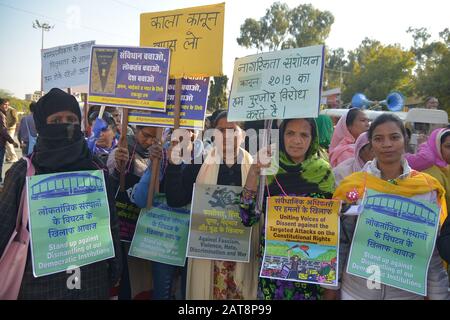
[146,78,182,208]
[173,78,182,130]
[255,119,273,215]
[83,93,89,136]
[98,105,106,119]
[119,108,129,192]
[146,127,162,208]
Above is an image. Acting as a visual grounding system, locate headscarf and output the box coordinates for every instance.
[334,170,448,226]
[353,131,370,170]
[316,114,334,150]
[425,128,449,168]
[32,88,94,173]
[33,88,81,132]
[266,118,335,197]
[333,132,370,186]
[406,128,450,171]
[329,110,357,168]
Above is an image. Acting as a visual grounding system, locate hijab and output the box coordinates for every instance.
[406,128,450,171]
[425,128,450,168]
[266,118,335,197]
[316,114,334,150]
[329,109,357,167]
[32,88,95,173]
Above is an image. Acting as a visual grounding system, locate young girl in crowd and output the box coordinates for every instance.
[333,132,374,186]
[329,108,369,168]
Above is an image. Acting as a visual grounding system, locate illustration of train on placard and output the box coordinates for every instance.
[30,172,104,200]
[365,193,437,227]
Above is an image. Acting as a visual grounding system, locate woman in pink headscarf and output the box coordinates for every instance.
[333,132,374,186]
[405,128,450,205]
[329,108,370,167]
[405,128,450,171]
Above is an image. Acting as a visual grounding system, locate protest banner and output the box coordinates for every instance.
[140,3,225,77]
[228,45,325,122]
[42,40,95,92]
[88,45,170,111]
[347,189,440,296]
[140,3,225,207]
[116,107,130,193]
[128,76,209,130]
[260,196,341,286]
[187,184,251,262]
[26,170,115,277]
[129,194,190,266]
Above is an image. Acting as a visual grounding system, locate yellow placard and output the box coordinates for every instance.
[140,3,224,77]
[266,197,341,246]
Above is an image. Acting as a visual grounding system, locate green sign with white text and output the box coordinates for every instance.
[129,194,190,266]
[347,189,440,296]
[27,170,115,277]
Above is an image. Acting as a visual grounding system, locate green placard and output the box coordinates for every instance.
[347,189,440,296]
[129,194,190,267]
[27,170,115,277]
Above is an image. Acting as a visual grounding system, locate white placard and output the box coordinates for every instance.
[228,45,325,122]
[42,40,95,92]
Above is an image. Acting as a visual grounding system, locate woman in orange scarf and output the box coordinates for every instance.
[326,114,449,300]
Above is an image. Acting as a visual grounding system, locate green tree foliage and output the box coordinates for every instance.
[407,27,449,70]
[10,98,29,113]
[324,47,350,90]
[207,76,229,113]
[237,2,334,51]
[0,88,29,113]
[342,39,415,104]
[286,4,334,49]
[415,52,450,110]
[408,27,450,112]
